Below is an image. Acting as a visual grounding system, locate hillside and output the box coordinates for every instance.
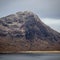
[0,11,60,53]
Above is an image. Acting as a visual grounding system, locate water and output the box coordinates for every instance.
[0,54,60,60]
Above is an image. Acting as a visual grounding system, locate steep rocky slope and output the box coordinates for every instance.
[0,11,60,52]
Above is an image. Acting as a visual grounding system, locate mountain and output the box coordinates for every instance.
[0,11,60,53]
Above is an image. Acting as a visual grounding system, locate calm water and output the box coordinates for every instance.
[0,54,60,60]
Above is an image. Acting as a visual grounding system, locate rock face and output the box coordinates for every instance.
[0,11,60,52]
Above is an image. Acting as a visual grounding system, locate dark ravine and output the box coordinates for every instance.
[0,11,60,52]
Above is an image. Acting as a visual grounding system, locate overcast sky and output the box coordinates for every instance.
[0,0,60,18]
[0,0,60,32]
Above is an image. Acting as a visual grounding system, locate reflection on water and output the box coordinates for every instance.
[0,54,60,60]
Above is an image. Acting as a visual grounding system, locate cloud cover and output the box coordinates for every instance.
[0,0,60,18]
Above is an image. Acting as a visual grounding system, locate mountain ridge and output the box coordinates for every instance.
[0,11,60,52]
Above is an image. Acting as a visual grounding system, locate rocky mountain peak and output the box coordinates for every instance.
[0,11,60,52]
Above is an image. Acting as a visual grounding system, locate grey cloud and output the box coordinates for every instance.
[0,0,60,18]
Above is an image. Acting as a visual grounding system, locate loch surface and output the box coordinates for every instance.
[0,54,60,60]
